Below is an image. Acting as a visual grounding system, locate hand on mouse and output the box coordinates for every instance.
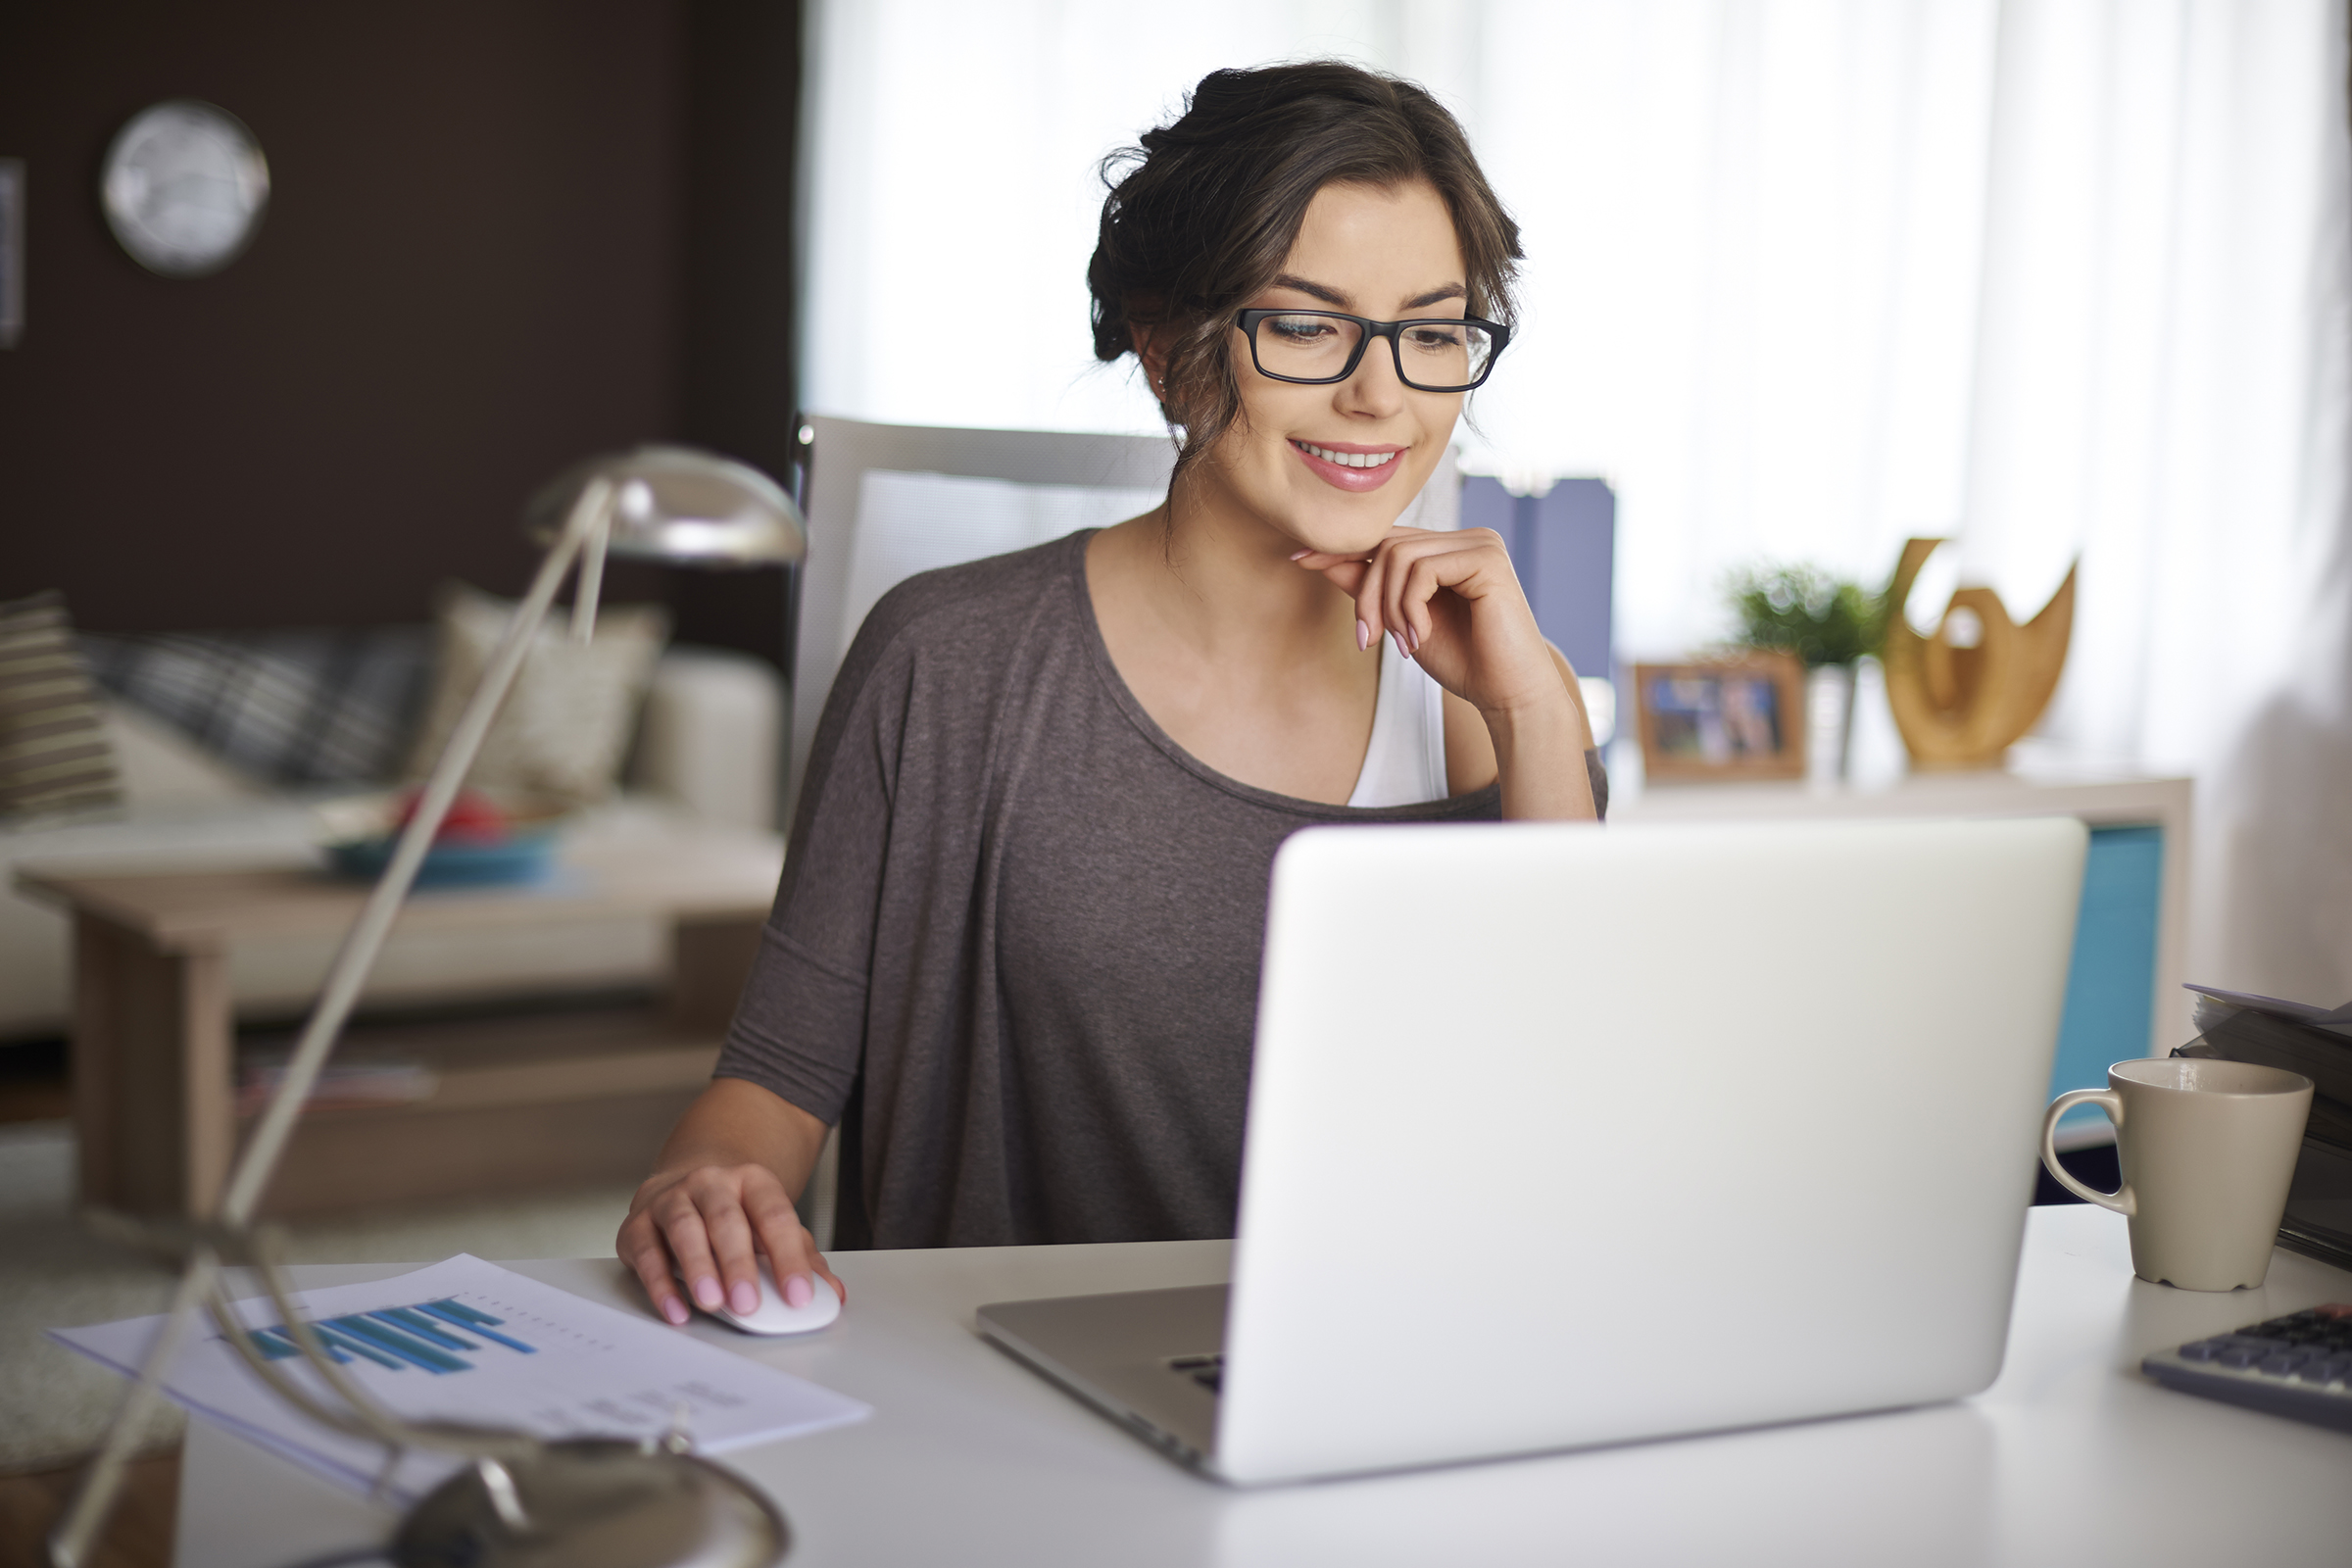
[619,1161,844,1328]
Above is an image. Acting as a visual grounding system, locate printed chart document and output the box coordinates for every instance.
[52,1254,869,1501]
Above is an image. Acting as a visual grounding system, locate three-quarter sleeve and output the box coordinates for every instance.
[711,599,917,1125]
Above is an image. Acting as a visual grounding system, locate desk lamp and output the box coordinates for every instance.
[52,447,807,1568]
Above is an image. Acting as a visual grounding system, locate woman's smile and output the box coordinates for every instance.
[1289,437,1408,492]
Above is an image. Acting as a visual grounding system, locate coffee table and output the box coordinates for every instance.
[17,816,781,1218]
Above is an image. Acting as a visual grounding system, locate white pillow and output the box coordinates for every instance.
[405,583,670,805]
[105,698,266,808]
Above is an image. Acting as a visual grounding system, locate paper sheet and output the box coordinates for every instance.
[50,1254,869,1502]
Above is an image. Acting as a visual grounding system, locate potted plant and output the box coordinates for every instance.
[1721,564,1886,780]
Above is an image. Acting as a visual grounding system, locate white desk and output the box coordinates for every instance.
[176,1206,2352,1568]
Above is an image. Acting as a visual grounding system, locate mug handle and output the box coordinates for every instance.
[2040,1089,2133,1214]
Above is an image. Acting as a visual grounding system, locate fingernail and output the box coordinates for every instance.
[730,1281,760,1315]
[783,1273,814,1309]
[1407,624,1421,653]
[1356,619,1371,652]
[1290,549,1312,561]
[662,1298,689,1326]
[692,1275,722,1309]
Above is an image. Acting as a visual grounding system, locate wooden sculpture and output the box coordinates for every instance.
[1882,537,2076,770]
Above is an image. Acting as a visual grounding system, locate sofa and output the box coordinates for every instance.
[1,637,785,1042]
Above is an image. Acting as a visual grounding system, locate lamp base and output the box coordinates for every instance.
[391,1440,788,1568]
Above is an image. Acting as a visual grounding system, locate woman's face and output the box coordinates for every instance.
[1193,178,1474,555]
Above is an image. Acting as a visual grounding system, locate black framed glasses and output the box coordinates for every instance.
[1234,309,1509,393]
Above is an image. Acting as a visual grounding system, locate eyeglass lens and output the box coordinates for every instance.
[1251,314,1495,390]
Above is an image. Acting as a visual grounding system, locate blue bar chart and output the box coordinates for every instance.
[55,1253,869,1505]
[246,1297,539,1375]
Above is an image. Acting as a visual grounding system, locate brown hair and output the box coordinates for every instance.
[1089,62,1522,472]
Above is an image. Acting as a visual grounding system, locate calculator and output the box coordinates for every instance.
[2140,1303,2352,1433]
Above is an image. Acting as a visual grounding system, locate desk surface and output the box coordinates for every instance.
[175,1206,2352,1568]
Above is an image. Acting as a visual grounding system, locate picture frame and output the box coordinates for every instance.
[1632,653,1808,782]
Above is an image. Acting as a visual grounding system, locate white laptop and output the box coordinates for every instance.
[977,815,2088,1485]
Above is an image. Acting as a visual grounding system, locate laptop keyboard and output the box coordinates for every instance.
[2140,1303,2352,1433]
[1168,1353,1223,1394]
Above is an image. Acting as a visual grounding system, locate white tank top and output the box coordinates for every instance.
[1348,638,1449,808]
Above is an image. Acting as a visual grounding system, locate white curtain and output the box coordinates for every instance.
[800,0,2352,1001]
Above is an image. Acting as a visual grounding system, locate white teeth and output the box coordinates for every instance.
[1298,442,1399,469]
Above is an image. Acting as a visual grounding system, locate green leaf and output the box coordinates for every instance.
[1721,564,1886,667]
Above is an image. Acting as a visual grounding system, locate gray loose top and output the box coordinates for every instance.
[714,530,1601,1250]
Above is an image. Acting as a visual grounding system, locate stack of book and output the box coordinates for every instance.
[2176,984,2352,1270]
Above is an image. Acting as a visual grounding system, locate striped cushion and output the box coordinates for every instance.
[0,591,124,819]
[77,626,434,787]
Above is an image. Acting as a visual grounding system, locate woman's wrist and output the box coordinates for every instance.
[1482,689,1597,821]
[648,1079,830,1203]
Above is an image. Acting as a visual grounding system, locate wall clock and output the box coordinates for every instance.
[101,100,270,276]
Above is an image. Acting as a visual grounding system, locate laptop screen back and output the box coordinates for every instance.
[1217,815,2086,1484]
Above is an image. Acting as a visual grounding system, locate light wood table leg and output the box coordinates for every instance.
[71,911,234,1218]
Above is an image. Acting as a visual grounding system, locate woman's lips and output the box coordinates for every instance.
[1291,439,1406,493]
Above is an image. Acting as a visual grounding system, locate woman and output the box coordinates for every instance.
[620,62,1602,1326]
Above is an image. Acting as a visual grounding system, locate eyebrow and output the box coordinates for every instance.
[1270,274,1469,314]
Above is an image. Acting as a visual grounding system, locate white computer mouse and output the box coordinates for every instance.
[676,1258,840,1336]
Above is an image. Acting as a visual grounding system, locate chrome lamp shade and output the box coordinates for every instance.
[526,446,806,566]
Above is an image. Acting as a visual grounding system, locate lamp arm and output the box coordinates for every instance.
[46,1250,220,1568]
[48,479,615,1568]
[244,1225,542,1463]
[201,1275,396,1447]
[211,1229,542,1465]
[220,474,613,1225]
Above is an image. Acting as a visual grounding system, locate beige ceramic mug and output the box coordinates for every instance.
[2040,1057,2314,1291]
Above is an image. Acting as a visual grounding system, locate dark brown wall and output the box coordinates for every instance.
[669,0,804,675]
[0,0,798,667]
